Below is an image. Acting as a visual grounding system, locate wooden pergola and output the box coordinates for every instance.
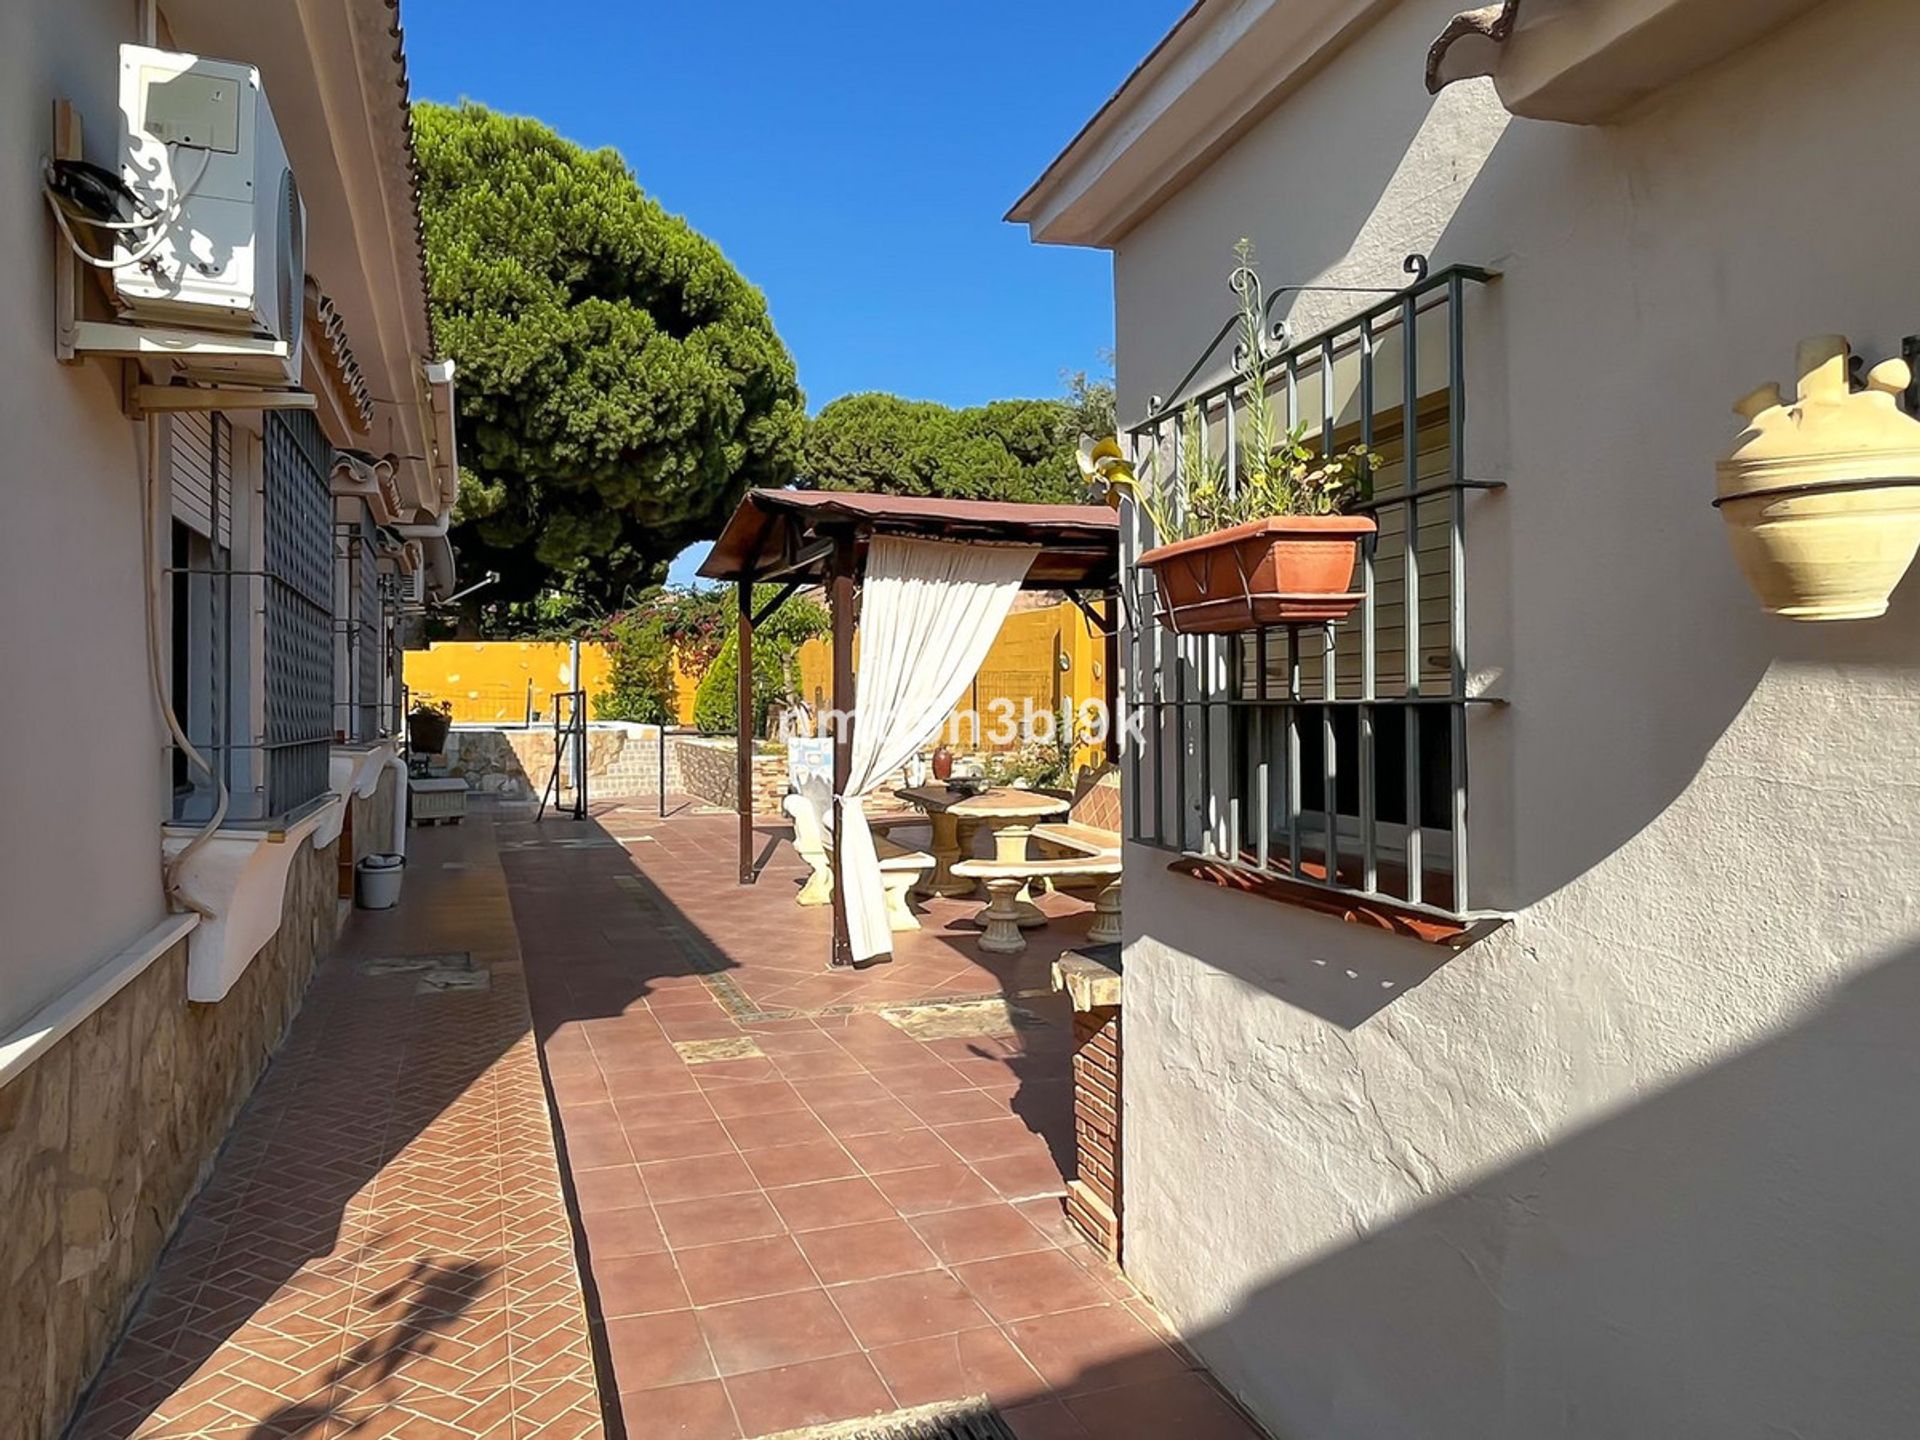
[698,489,1121,968]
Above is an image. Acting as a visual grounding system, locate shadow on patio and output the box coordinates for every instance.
[68,795,1265,1440]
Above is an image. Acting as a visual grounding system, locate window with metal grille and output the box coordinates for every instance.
[168,414,231,826]
[1121,263,1499,924]
[335,511,383,742]
[261,409,337,817]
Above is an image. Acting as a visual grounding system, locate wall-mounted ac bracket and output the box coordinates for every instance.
[50,100,305,406]
[130,384,315,417]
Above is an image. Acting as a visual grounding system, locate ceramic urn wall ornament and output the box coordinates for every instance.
[1716,335,1920,620]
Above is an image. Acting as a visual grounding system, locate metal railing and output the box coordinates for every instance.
[538,689,588,821]
[1121,260,1501,921]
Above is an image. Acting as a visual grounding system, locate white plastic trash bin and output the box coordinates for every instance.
[356,853,405,909]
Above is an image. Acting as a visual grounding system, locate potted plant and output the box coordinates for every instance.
[407,697,453,756]
[1716,335,1920,621]
[1108,242,1376,635]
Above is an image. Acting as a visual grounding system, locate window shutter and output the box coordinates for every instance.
[169,412,231,551]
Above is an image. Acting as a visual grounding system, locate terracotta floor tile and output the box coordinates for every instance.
[750,1028,845,1056]
[1011,1198,1082,1251]
[840,1128,958,1175]
[793,1219,938,1286]
[604,1311,717,1390]
[795,1075,892,1109]
[582,1205,668,1258]
[903,1090,1011,1126]
[605,1066,701,1099]
[1002,1399,1092,1439]
[638,1153,759,1204]
[1062,1371,1267,1439]
[829,1269,991,1349]
[701,1081,808,1119]
[722,1353,893,1437]
[936,1119,1050,1164]
[617,1379,741,1440]
[613,1091,718,1131]
[1005,1306,1191,1395]
[655,1193,786,1249]
[908,1203,1053,1266]
[690,1060,783,1086]
[870,1163,1000,1217]
[72,814,607,1440]
[971,1152,1068,1202]
[596,1253,691,1317]
[624,1121,735,1165]
[742,1140,861,1190]
[769,1046,870,1079]
[869,1326,1047,1409]
[563,1125,635,1170]
[764,1178,896,1233]
[571,1165,647,1215]
[696,1290,858,1377]
[719,1109,831,1152]
[952,1251,1113,1323]
[810,1098,924,1138]
[674,1235,818,1307]
[860,1061,976,1098]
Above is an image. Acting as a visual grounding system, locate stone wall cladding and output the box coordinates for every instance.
[443,724,674,802]
[0,814,354,1440]
[671,735,787,815]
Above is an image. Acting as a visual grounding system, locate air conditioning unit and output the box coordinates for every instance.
[114,46,304,384]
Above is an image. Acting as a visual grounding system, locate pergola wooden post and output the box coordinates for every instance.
[827,529,858,969]
[735,577,754,885]
[1104,596,1121,767]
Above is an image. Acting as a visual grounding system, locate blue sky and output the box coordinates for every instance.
[405,1,1176,583]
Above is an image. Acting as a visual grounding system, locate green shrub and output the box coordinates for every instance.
[691,590,829,735]
[595,607,674,724]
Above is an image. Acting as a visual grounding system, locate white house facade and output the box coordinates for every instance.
[1015,1,1920,1435]
[0,3,454,1433]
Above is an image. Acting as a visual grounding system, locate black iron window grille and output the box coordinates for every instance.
[261,409,337,817]
[169,410,337,826]
[1121,261,1500,922]
[334,512,383,743]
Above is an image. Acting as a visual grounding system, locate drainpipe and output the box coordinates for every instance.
[382,751,408,860]
[394,510,456,601]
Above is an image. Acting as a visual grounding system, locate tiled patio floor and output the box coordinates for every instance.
[68,795,1264,1440]
[68,820,603,1440]
[500,796,1266,1440]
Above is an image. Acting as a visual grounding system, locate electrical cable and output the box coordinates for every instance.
[140,414,226,919]
[42,142,212,271]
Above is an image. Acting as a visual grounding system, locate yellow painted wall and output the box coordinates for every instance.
[406,640,704,725]
[412,602,1111,735]
[793,599,1111,753]
[405,641,613,724]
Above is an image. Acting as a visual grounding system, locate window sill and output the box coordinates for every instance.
[161,795,344,1002]
[1166,855,1502,949]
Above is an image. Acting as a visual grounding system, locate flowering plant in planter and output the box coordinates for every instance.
[1111,241,1378,634]
[407,697,455,755]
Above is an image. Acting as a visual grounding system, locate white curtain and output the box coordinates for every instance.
[835,536,1037,961]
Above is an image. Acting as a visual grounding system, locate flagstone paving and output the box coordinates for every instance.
[67,796,1264,1440]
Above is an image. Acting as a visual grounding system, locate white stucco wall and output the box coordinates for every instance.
[1110,1,1920,1435]
[1,1,173,1030]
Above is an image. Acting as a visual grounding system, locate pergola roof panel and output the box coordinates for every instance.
[699,489,1119,591]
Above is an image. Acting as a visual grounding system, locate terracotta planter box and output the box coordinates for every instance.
[1138,514,1378,634]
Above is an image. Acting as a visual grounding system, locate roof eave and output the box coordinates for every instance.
[1008,0,1401,250]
